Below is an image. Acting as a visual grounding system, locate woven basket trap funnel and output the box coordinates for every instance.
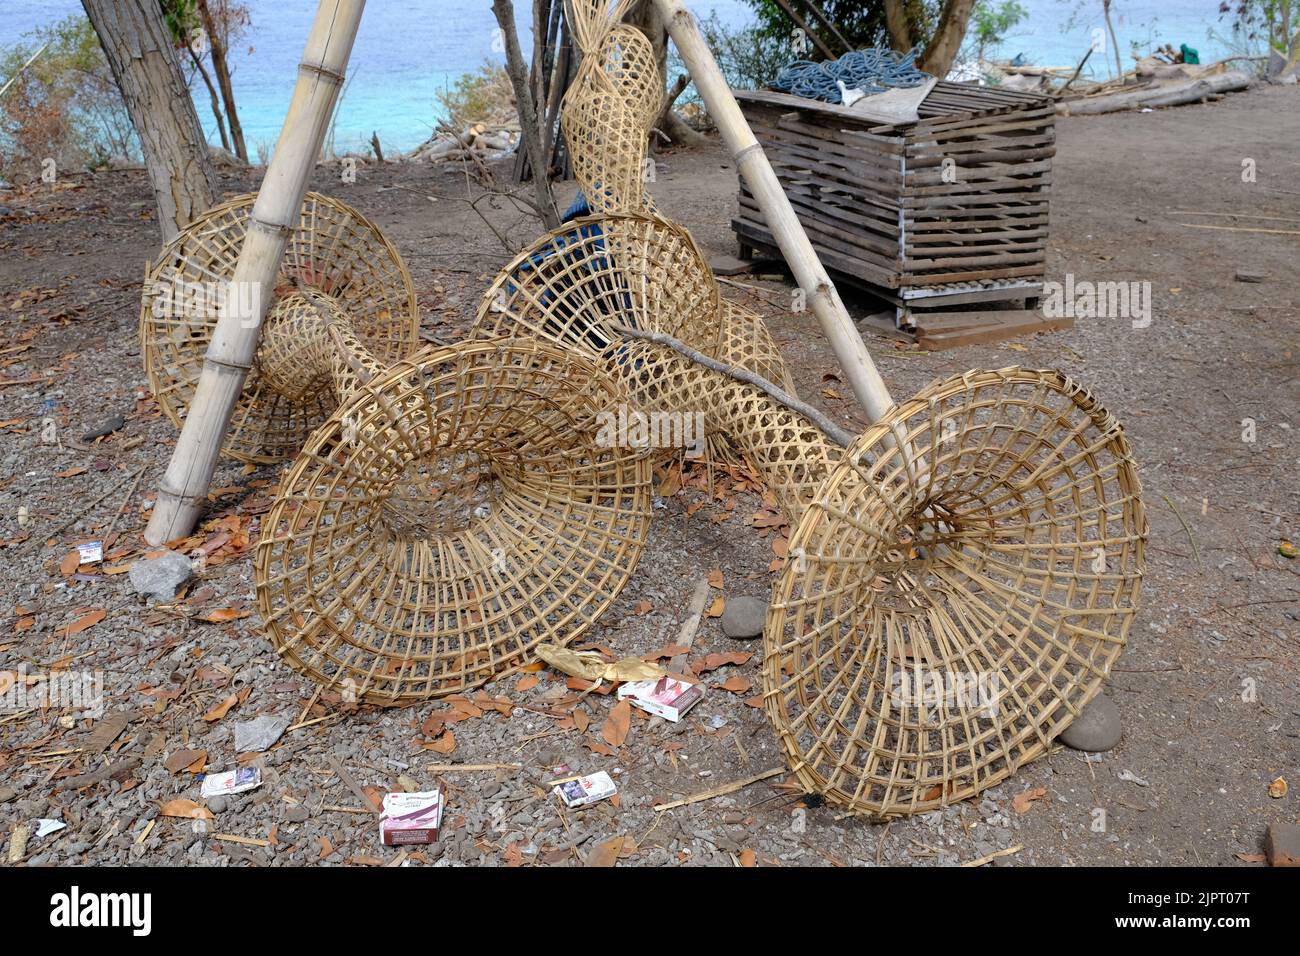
[476,0,1148,816]
[141,193,652,705]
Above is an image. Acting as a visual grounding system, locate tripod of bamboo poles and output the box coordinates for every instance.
[143,0,902,545]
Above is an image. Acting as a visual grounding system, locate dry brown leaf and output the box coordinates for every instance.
[59,551,80,575]
[718,675,753,694]
[634,600,653,616]
[696,651,753,674]
[1269,776,1288,798]
[707,568,724,589]
[706,596,725,618]
[64,608,106,635]
[584,835,624,867]
[739,848,757,867]
[1012,787,1047,813]
[602,700,632,747]
[200,607,249,623]
[573,708,590,734]
[163,749,208,773]
[159,799,213,821]
[202,693,239,722]
[516,674,539,692]
[425,729,456,755]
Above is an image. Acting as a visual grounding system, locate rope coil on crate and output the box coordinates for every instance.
[772,46,930,104]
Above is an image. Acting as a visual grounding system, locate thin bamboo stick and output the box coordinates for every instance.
[145,0,366,545]
[651,0,896,425]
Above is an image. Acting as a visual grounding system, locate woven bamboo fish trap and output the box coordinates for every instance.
[131,0,1148,815]
[478,220,1146,812]
[765,368,1145,815]
[254,337,649,704]
[140,192,418,463]
[140,194,652,703]
[472,0,1147,815]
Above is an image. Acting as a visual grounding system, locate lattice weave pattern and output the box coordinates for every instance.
[764,368,1146,815]
[562,0,662,215]
[140,192,418,463]
[254,338,651,704]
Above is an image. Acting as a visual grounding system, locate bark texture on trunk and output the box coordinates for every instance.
[884,0,913,52]
[917,0,976,79]
[82,0,216,241]
[492,0,561,227]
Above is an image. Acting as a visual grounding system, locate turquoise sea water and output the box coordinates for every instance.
[3,1,1245,154]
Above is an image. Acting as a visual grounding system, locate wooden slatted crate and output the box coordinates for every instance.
[732,82,1064,348]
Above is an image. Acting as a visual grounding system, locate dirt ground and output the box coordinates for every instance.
[1,81,1296,867]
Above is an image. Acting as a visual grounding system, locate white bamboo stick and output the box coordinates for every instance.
[145,0,366,544]
[651,0,896,424]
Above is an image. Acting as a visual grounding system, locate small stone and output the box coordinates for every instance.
[206,795,228,813]
[1265,824,1300,866]
[128,550,194,602]
[81,413,126,441]
[720,596,767,639]
[1235,269,1268,283]
[233,713,291,753]
[1057,693,1122,752]
[284,806,310,824]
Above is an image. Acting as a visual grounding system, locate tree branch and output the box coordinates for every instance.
[607,321,857,449]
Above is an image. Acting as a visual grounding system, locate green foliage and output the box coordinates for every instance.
[970,0,1029,59]
[435,61,515,129]
[689,12,790,91]
[0,14,136,182]
[1221,1,1300,55]
[740,1,945,57]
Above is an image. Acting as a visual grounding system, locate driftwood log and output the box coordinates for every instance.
[1059,70,1251,115]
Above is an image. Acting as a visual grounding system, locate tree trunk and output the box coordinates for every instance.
[491,0,560,228]
[917,0,976,79]
[82,0,216,241]
[884,0,913,52]
[196,0,248,162]
[187,44,231,152]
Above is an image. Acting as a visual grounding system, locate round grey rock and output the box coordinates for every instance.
[128,550,194,602]
[1057,693,1122,752]
[720,596,767,639]
[284,806,309,823]
[206,795,228,814]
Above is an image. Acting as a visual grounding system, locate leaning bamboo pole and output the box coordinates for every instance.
[651,0,896,424]
[145,0,365,544]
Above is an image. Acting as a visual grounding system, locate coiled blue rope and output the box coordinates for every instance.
[772,46,929,104]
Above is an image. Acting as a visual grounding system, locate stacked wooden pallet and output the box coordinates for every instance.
[733,82,1062,349]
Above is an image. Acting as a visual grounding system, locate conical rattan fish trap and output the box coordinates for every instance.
[474,213,796,393]
[140,191,418,462]
[254,338,651,704]
[764,368,1146,816]
[140,193,651,703]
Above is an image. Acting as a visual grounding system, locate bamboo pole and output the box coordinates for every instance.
[651,0,896,424]
[145,0,365,545]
